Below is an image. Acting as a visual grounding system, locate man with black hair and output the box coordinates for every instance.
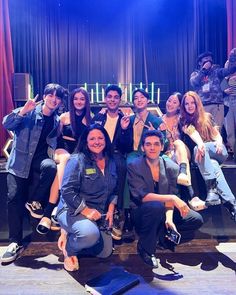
[190,50,236,129]
[92,84,133,240]
[1,83,65,263]
[127,130,203,268]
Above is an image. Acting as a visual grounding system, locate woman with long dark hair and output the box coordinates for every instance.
[36,87,91,234]
[56,124,118,271]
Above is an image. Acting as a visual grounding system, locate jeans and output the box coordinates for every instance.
[7,158,57,244]
[194,142,235,203]
[57,209,112,258]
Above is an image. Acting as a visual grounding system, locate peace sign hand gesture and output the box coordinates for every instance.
[19,95,41,116]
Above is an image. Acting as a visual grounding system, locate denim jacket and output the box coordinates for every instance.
[58,153,118,216]
[2,103,60,178]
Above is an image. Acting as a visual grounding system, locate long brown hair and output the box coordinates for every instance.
[69,87,91,137]
[180,91,218,141]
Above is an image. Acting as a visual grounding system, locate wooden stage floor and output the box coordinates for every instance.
[1,239,236,295]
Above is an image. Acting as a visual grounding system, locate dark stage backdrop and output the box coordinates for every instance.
[8,0,227,99]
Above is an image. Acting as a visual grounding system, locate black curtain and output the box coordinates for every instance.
[9,0,227,104]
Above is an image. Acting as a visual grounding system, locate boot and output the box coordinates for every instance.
[122,209,135,242]
[223,201,236,222]
[205,179,221,206]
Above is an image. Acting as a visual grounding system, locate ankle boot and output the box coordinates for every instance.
[223,201,236,222]
[205,179,221,206]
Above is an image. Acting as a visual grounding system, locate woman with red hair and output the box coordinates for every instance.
[179,91,236,221]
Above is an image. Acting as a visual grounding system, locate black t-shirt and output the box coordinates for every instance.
[33,114,54,160]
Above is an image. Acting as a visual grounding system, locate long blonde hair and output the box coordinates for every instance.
[180,91,218,142]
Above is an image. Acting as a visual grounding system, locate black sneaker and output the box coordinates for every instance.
[1,242,24,263]
[137,242,158,268]
[25,201,44,218]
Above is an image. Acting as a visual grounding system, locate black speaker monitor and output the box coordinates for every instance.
[13,73,30,101]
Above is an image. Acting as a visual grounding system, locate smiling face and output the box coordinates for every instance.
[184,95,196,115]
[43,91,62,114]
[166,94,180,115]
[133,91,149,112]
[73,91,86,113]
[105,90,121,112]
[87,129,106,157]
[142,135,163,160]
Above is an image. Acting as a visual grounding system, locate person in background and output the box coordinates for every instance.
[179,91,236,222]
[221,52,236,160]
[37,87,91,234]
[190,50,236,130]
[56,124,118,271]
[92,84,132,240]
[1,83,65,263]
[127,130,203,268]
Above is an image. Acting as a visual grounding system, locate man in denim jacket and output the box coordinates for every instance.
[1,83,65,263]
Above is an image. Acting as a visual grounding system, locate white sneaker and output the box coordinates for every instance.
[1,242,24,263]
[189,197,207,211]
[177,173,191,186]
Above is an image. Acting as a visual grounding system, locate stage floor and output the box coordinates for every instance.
[0,239,236,295]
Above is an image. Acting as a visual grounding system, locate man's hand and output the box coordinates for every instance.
[202,61,212,70]
[173,196,190,218]
[19,94,40,116]
[120,115,130,130]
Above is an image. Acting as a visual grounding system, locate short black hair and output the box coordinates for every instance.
[141,130,164,146]
[105,84,122,98]
[44,83,66,100]
[132,88,149,102]
[76,123,113,159]
[197,51,213,64]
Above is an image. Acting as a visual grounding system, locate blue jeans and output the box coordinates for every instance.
[57,208,112,258]
[194,142,235,202]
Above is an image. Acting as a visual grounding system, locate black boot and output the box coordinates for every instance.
[122,209,135,242]
[205,179,221,206]
[223,201,236,222]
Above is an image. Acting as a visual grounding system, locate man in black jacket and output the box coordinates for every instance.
[92,85,133,239]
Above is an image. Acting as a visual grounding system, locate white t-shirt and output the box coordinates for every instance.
[104,113,119,143]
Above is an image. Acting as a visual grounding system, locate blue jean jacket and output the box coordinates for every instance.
[58,153,118,216]
[2,103,60,178]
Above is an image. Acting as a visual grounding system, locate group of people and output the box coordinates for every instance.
[1,49,236,271]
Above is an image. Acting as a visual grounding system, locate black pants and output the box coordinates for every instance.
[132,201,203,255]
[113,152,127,210]
[7,158,57,244]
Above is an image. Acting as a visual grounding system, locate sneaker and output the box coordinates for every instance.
[51,207,60,226]
[188,197,207,211]
[177,173,191,186]
[111,214,122,241]
[36,217,51,235]
[25,201,44,218]
[137,242,158,268]
[1,242,24,263]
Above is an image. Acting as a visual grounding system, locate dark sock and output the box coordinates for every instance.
[179,163,187,175]
[187,185,194,199]
[43,202,56,219]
